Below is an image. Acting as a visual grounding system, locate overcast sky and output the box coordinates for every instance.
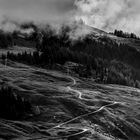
[0,0,140,35]
[0,0,75,23]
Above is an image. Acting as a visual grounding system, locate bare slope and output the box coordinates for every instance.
[0,60,140,140]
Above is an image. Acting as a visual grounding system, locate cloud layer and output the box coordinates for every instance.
[0,0,140,35]
[74,0,140,35]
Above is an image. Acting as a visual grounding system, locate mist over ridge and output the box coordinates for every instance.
[0,0,140,36]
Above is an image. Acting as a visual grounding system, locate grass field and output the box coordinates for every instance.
[0,58,140,140]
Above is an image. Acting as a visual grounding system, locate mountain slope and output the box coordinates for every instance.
[81,24,140,51]
[0,24,140,139]
[0,60,140,140]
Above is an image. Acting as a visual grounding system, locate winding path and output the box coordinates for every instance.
[27,75,125,140]
[0,61,126,139]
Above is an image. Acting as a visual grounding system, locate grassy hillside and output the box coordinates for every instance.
[0,25,140,139]
[0,60,140,139]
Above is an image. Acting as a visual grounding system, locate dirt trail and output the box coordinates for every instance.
[28,75,126,140]
[0,61,139,140]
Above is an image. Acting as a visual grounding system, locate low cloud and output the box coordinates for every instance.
[0,0,140,36]
[74,0,140,35]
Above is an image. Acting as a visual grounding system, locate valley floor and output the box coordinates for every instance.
[0,60,140,140]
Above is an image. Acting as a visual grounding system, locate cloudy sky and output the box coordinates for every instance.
[0,0,140,35]
[0,0,75,23]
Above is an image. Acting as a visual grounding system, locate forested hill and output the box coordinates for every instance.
[1,23,140,88]
[0,23,140,140]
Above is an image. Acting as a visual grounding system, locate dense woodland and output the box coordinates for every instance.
[1,25,140,88]
[0,86,32,120]
[0,30,13,48]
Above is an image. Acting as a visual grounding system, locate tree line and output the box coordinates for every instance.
[112,30,140,40]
